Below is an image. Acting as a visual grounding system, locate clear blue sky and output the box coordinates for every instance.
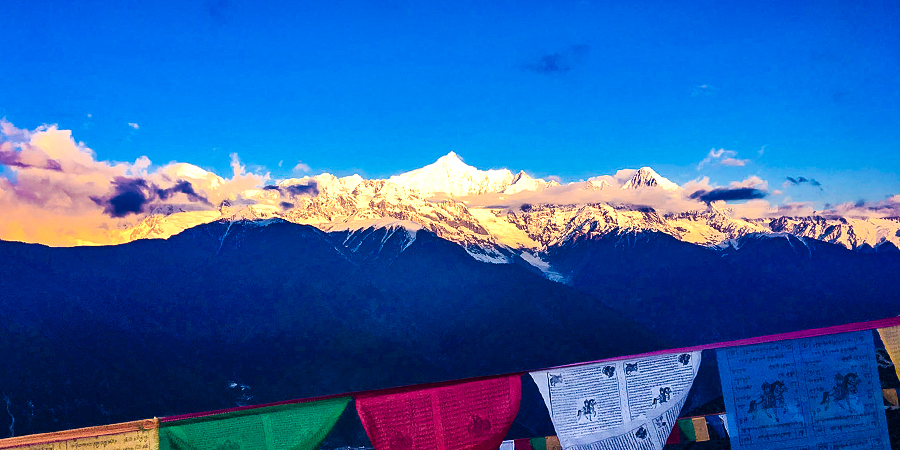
[2,0,898,206]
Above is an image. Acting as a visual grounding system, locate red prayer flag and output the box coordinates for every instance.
[513,439,532,450]
[355,375,521,450]
[665,426,681,444]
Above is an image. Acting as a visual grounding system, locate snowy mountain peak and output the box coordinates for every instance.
[621,167,680,191]
[387,152,515,197]
[437,151,465,165]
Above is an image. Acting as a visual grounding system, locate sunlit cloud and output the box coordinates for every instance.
[127,122,140,130]
[0,120,268,245]
[720,157,747,166]
[823,195,900,218]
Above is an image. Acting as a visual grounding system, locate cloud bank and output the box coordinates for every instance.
[1,120,896,246]
[0,120,268,245]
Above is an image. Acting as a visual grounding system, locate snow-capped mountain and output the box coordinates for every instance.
[620,167,681,191]
[106,153,900,271]
[763,215,900,251]
[386,151,557,197]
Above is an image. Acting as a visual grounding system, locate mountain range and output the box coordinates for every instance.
[108,153,900,276]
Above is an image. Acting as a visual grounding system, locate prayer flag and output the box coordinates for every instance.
[691,417,709,442]
[717,330,890,450]
[159,397,348,450]
[877,325,900,379]
[355,375,521,450]
[706,414,727,439]
[717,414,728,437]
[664,427,680,444]
[884,388,899,407]
[529,437,545,450]
[0,419,158,450]
[530,351,700,450]
[677,418,695,442]
[513,439,531,450]
[544,436,561,450]
[498,440,515,450]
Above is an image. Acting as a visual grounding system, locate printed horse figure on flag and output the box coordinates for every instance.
[650,386,673,407]
[820,373,861,412]
[576,399,597,423]
[747,381,788,422]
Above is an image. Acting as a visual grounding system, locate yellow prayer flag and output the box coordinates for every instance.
[545,436,562,450]
[691,417,710,442]
[877,325,900,380]
[0,419,158,450]
[884,389,899,407]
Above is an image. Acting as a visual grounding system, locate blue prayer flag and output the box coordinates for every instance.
[717,331,890,450]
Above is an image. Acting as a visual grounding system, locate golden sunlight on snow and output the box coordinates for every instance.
[469,208,540,249]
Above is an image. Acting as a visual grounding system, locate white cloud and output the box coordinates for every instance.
[720,157,747,167]
[697,148,750,169]
[127,123,139,130]
[463,178,708,215]
[730,175,768,190]
[292,161,312,174]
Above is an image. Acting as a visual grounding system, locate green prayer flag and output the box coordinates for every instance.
[677,418,696,442]
[529,436,546,450]
[160,397,350,450]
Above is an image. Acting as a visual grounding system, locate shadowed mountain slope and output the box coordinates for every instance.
[548,231,900,345]
[0,220,661,438]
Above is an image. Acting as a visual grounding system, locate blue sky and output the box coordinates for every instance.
[2,0,898,206]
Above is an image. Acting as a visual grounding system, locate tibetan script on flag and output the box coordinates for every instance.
[355,375,521,450]
[530,351,701,450]
[0,420,158,450]
[717,330,890,450]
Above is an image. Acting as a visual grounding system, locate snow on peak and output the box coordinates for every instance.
[584,177,612,191]
[387,152,515,197]
[621,167,680,191]
[436,151,466,167]
[160,163,225,189]
[167,163,211,179]
[504,171,555,194]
